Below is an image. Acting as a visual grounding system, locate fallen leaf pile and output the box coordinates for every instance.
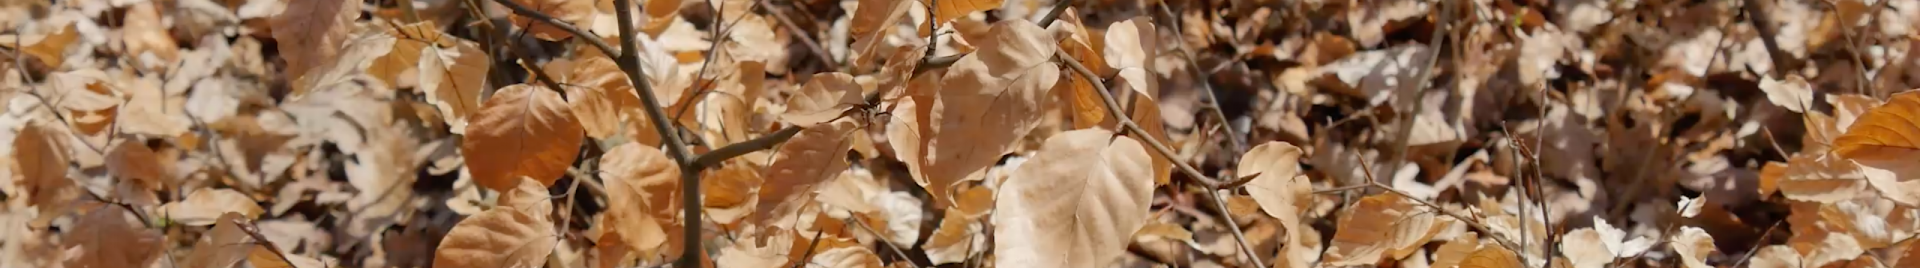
[6,0,1920,267]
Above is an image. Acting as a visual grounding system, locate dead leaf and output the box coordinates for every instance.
[1671,226,1718,268]
[183,213,256,268]
[161,189,264,226]
[383,22,490,134]
[759,120,860,221]
[1835,91,1920,206]
[781,73,864,127]
[1324,193,1451,265]
[433,207,558,268]
[463,84,586,191]
[599,142,681,258]
[1760,74,1816,112]
[508,0,596,40]
[914,20,1060,207]
[269,0,361,81]
[921,0,1003,27]
[65,207,164,268]
[992,129,1154,267]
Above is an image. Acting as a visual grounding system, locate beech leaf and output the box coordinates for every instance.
[433,207,558,268]
[462,84,586,191]
[992,129,1154,268]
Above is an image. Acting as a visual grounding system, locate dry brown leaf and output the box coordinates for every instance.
[759,119,859,221]
[1458,246,1524,268]
[1431,233,1482,268]
[921,0,1002,27]
[268,0,361,81]
[992,129,1154,267]
[849,0,913,65]
[12,121,74,208]
[925,209,986,265]
[19,23,77,67]
[247,247,328,268]
[1749,245,1803,268]
[463,84,585,191]
[1671,226,1718,268]
[1324,193,1450,265]
[65,207,164,268]
[383,22,490,134]
[599,143,681,257]
[1777,154,1870,203]
[499,177,555,218]
[781,73,864,127]
[183,212,255,268]
[433,207,558,268]
[703,162,763,225]
[509,0,596,40]
[1835,91,1920,205]
[106,141,167,188]
[914,20,1060,207]
[556,57,642,140]
[161,189,264,226]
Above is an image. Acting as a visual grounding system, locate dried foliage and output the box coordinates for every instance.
[10,0,1920,267]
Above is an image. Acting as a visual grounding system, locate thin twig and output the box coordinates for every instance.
[758,0,840,71]
[850,216,926,268]
[690,125,804,168]
[1742,0,1794,79]
[489,0,620,59]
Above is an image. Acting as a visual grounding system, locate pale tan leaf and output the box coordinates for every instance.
[1671,226,1717,268]
[183,212,255,268]
[1102,18,1158,96]
[916,20,1060,207]
[920,0,1002,26]
[161,189,264,226]
[781,73,864,127]
[433,207,557,268]
[1777,154,1869,203]
[395,22,491,134]
[1748,246,1801,268]
[343,122,423,238]
[1760,74,1816,112]
[499,177,554,218]
[1560,229,1614,268]
[925,210,986,265]
[1835,91,1920,205]
[463,84,585,191]
[599,143,681,257]
[65,207,163,268]
[1325,193,1449,265]
[759,120,860,221]
[1241,142,1308,221]
[268,0,361,81]
[992,129,1154,267]
[508,0,596,40]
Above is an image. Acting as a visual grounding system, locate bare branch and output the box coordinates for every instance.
[489,0,620,60]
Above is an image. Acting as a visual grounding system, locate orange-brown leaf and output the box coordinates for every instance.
[462,84,585,191]
[433,207,557,268]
